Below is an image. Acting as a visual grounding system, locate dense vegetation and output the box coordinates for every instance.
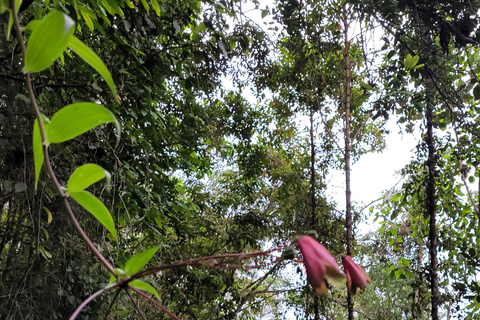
[1,0,480,319]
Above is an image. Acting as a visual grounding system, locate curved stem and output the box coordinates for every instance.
[131,248,281,280]
[69,287,110,320]
[10,1,116,277]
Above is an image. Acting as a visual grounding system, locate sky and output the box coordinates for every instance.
[326,118,419,234]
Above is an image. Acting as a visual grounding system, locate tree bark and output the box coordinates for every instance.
[310,110,320,320]
[343,6,354,320]
[425,83,439,320]
[310,109,318,230]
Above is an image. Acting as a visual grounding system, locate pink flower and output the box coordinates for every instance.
[297,236,346,295]
[342,255,371,295]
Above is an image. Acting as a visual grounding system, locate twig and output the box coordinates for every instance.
[69,287,110,320]
[130,286,181,320]
[125,289,147,320]
[351,111,372,143]
[316,95,344,154]
[235,259,283,315]
[104,288,121,320]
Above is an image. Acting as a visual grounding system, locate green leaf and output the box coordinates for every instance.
[473,85,480,100]
[0,0,9,13]
[24,20,40,33]
[70,190,118,241]
[151,0,160,16]
[404,54,420,71]
[129,280,160,300]
[46,102,120,144]
[140,0,149,14]
[359,80,373,90]
[67,164,111,194]
[7,0,22,40]
[33,119,44,190]
[67,36,118,102]
[124,247,159,276]
[411,55,419,66]
[24,11,75,73]
[44,207,53,224]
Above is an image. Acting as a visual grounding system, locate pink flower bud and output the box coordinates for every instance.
[342,255,371,295]
[297,236,346,295]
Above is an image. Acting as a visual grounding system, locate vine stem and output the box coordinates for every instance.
[10,0,117,276]
[131,247,282,280]
[69,286,110,320]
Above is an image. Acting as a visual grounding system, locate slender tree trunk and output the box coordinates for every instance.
[310,110,318,230]
[425,84,439,320]
[417,12,440,317]
[309,110,320,320]
[342,6,354,320]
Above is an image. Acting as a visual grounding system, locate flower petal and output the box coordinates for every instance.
[342,256,370,295]
[298,236,346,295]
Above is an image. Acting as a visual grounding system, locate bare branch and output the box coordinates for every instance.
[104,288,122,320]
[70,287,110,320]
[125,289,147,320]
[130,286,181,320]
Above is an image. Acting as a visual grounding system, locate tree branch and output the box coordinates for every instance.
[130,286,181,320]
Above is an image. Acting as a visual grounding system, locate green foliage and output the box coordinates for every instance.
[129,279,161,300]
[45,102,119,144]
[70,190,118,241]
[33,118,45,189]
[5,0,480,318]
[24,10,75,73]
[67,164,111,194]
[124,246,159,276]
[67,36,118,101]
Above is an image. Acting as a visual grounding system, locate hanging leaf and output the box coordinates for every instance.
[46,103,120,144]
[124,246,160,276]
[44,207,53,224]
[24,10,75,73]
[67,36,119,102]
[33,116,50,190]
[70,190,118,241]
[140,0,149,14]
[151,0,160,16]
[473,84,480,100]
[33,119,44,190]
[7,0,22,40]
[129,280,161,300]
[67,164,111,194]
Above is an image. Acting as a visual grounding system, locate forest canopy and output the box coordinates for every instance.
[1,0,480,319]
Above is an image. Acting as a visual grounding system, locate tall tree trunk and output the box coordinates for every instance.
[310,109,318,230]
[418,13,440,318]
[309,110,320,320]
[425,82,439,320]
[342,6,354,320]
